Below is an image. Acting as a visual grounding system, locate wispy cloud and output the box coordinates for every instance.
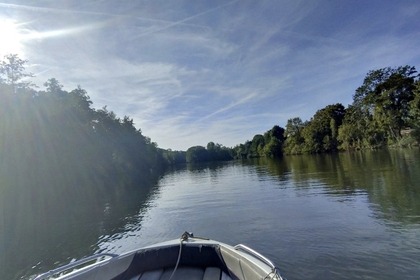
[129,0,239,39]
[196,91,260,122]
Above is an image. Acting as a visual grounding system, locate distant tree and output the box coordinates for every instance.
[44,78,65,96]
[161,149,187,165]
[207,141,217,152]
[263,125,285,157]
[233,142,251,159]
[186,146,209,163]
[206,142,233,161]
[249,134,265,157]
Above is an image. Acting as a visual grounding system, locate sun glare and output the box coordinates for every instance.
[0,18,25,57]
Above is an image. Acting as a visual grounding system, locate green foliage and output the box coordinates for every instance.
[0,55,167,204]
[305,103,345,153]
[249,134,265,157]
[337,105,367,150]
[263,125,285,157]
[206,142,233,161]
[283,117,306,154]
[411,129,420,143]
[263,138,283,157]
[233,125,285,158]
[353,66,418,143]
[408,81,420,127]
[186,146,209,163]
[233,142,252,159]
[336,66,420,150]
[284,104,345,154]
[185,143,233,163]
[161,149,187,165]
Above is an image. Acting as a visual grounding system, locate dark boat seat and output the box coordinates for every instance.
[130,266,232,280]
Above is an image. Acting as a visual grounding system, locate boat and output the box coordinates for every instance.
[34,232,285,280]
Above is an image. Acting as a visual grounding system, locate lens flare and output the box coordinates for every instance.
[0,18,25,56]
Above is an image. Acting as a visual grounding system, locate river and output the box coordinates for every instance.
[2,149,420,279]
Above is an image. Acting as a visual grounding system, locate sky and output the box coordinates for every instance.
[0,0,419,150]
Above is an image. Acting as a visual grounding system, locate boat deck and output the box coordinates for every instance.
[129,266,232,280]
[33,235,283,280]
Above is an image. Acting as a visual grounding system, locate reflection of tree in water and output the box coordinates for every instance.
[252,150,420,225]
[0,173,160,279]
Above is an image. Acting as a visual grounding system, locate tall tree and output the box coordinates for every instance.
[302,104,346,153]
[0,54,34,92]
[250,134,265,157]
[263,125,285,157]
[353,66,417,141]
[284,117,306,154]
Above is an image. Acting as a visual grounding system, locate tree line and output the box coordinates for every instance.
[232,65,420,158]
[138,64,420,162]
[0,54,167,205]
[1,54,419,175]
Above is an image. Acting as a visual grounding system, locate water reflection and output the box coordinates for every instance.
[123,151,420,279]
[0,179,159,279]
[2,149,420,279]
[252,149,420,225]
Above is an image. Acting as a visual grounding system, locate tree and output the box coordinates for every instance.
[0,54,34,92]
[337,105,366,150]
[301,104,346,153]
[250,134,265,157]
[44,78,65,95]
[284,117,306,154]
[409,81,420,126]
[69,86,94,122]
[269,125,285,142]
[285,117,304,137]
[233,142,251,159]
[206,142,233,161]
[263,138,283,157]
[263,125,285,157]
[353,66,417,142]
[186,146,209,163]
[409,81,420,143]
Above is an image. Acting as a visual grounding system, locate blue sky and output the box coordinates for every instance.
[1,0,419,150]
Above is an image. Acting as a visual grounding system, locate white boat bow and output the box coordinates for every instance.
[34,232,285,280]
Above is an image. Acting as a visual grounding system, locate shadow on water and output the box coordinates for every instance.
[250,149,420,226]
[0,175,160,280]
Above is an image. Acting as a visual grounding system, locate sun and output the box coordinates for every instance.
[0,18,25,57]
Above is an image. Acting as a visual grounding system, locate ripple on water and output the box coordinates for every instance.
[83,156,420,279]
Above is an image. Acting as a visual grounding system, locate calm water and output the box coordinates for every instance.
[2,149,420,279]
